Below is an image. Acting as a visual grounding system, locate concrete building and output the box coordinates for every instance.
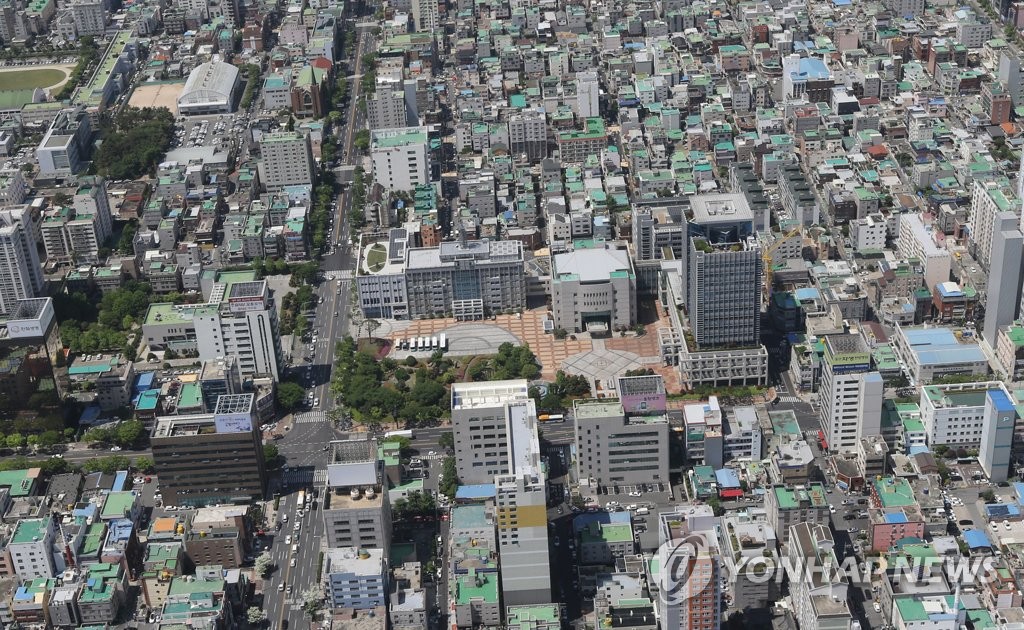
[370,126,430,192]
[410,0,438,31]
[37,106,92,177]
[9,518,63,579]
[366,89,409,130]
[357,229,527,320]
[142,272,284,380]
[69,0,105,36]
[764,483,831,545]
[184,505,249,568]
[818,333,883,454]
[918,381,1014,448]
[576,71,600,119]
[719,511,779,611]
[556,118,607,163]
[323,435,392,550]
[495,468,550,606]
[0,210,43,316]
[654,505,721,630]
[551,242,636,335]
[323,548,387,610]
[788,522,854,630]
[983,212,1024,344]
[508,108,547,163]
[177,60,240,115]
[896,213,952,290]
[573,400,670,488]
[150,394,266,506]
[890,324,989,383]
[451,379,533,485]
[260,131,315,193]
[970,180,1018,270]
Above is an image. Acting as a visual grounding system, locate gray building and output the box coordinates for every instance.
[551,242,636,334]
[983,212,1024,345]
[322,436,392,551]
[572,400,669,488]
[450,380,534,485]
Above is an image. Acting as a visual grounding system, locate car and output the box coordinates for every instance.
[828,504,836,513]
[278,583,285,592]
[313,398,320,407]
[110,446,122,452]
[285,535,292,544]
[873,602,881,613]
[628,490,642,497]
[286,586,293,595]
[428,450,436,456]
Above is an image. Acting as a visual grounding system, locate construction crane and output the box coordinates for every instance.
[762,227,802,300]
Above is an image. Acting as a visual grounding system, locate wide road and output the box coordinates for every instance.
[262,488,327,629]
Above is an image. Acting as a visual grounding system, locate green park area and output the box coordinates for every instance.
[0,67,68,90]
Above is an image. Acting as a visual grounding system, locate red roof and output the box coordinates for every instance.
[720,489,744,499]
[866,145,889,158]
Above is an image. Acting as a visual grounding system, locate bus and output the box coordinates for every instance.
[384,429,414,440]
[538,414,565,423]
[439,333,447,351]
[297,490,306,507]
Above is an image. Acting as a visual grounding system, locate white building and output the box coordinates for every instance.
[576,71,600,119]
[788,523,854,630]
[177,60,240,115]
[495,469,551,606]
[573,400,670,487]
[723,406,763,461]
[69,0,105,36]
[919,381,1012,447]
[370,126,430,192]
[9,518,63,579]
[451,380,533,485]
[891,324,990,383]
[550,242,636,335]
[896,213,952,290]
[37,106,92,177]
[323,548,387,610]
[260,131,316,193]
[719,511,778,611]
[0,210,44,316]
[818,333,883,454]
[366,89,409,130]
[970,180,1017,270]
[410,0,438,31]
[0,168,28,206]
[850,213,887,253]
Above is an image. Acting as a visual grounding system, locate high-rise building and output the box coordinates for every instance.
[322,435,392,550]
[323,548,387,610]
[507,108,547,163]
[0,210,43,316]
[576,71,600,119]
[370,126,430,192]
[818,333,883,454]
[259,131,315,192]
[73,176,112,246]
[495,460,550,604]
[655,506,722,630]
[999,51,1024,107]
[37,106,92,177]
[69,0,105,36]
[410,0,438,32]
[787,523,854,630]
[150,393,266,506]
[980,387,1017,483]
[573,400,670,488]
[450,379,533,485]
[367,89,409,131]
[970,180,1017,270]
[685,194,761,351]
[984,212,1024,344]
[9,518,64,579]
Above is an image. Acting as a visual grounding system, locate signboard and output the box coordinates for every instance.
[228,297,264,314]
[214,413,253,433]
[7,300,54,340]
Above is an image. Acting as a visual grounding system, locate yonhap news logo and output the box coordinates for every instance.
[657,533,719,606]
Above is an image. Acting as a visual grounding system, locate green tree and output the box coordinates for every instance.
[254,553,273,578]
[263,444,280,469]
[438,431,454,450]
[114,421,145,448]
[439,457,457,499]
[353,129,370,151]
[94,107,175,179]
[83,455,132,474]
[134,457,155,474]
[277,381,306,412]
[5,433,24,450]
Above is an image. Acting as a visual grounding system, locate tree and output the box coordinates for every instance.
[114,420,145,448]
[438,431,454,450]
[83,455,132,474]
[277,381,306,412]
[263,444,280,469]
[439,457,457,499]
[354,129,370,151]
[94,107,175,179]
[247,606,268,624]
[301,586,324,617]
[707,496,724,516]
[254,552,273,577]
[5,433,24,450]
[981,489,997,503]
[134,457,155,474]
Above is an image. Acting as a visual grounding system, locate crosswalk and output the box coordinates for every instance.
[283,468,327,485]
[294,411,329,424]
[777,395,802,403]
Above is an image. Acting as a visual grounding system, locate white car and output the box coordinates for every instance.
[285,535,292,544]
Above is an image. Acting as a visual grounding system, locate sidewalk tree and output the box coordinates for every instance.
[254,552,273,577]
[301,586,323,617]
[277,381,305,412]
[247,606,268,624]
[134,457,155,474]
[438,431,454,450]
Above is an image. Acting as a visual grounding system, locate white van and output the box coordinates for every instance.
[292,544,299,553]
[636,508,650,516]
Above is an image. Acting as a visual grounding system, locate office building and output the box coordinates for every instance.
[918,381,1014,448]
[410,0,438,31]
[150,393,266,506]
[788,523,854,630]
[259,131,315,192]
[184,505,250,568]
[896,213,952,291]
[0,210,43,316]
[37,106,92,177]
[370,126,431,191]
[367,89,409,130]
[69,0,105,36]
[999,50,1024,106]
[495,469,550,606]
[322,435,392,550]
[450,379,534,485]
[508,108,548,163]
[323,548,387,610]
[982,212,1024,344]
[356,228,526,320]
[142,271,284,380]
[891,324,989,383]
[550,242,636,335]
[654,505,721,630]
[818,333,883,454]
[764,483,830,545]
[573,400,669,488]
[73,176,113,248]
[979,386,1017,482]
[685,194,762,351]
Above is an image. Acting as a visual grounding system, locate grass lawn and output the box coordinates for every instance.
[0,68,68,90]
[366,243,387,272]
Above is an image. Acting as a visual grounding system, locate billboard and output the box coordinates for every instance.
[214,413,253,433]
[7,298,55,339]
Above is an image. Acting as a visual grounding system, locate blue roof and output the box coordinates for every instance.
[715,468,741,488]
[908,445,930,455]
[79,405,102,425]
[112,471,128,492]
[1014,482,1024,503]
[903,327,987,365]
[455,484,495,500]
[795,287,820,301]
[134,371,155,394]
[989,388,1016,413]
[796,58,831,80]
[903,328,958,346]
[985,503,1021,518]
[937,283,963,298]
[885,512,908,524]
[963,528,992,549]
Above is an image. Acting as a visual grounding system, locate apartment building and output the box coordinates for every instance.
[719,510,779,610]
[37,106,92,177]
[764,483,831,545]
[788,523,854,630]
[370,126,430,191]
[654,505,722,630]
[323,547,387,610]
[9,518,63,579]
[508,108,547,163]
[367,89,409,130]
[573,400,670,488]
[323,436,392,551]
[970,180,1018,270]
[259,131,316,192]
[896,213,952,290]
[0,210,43,316]
[69,0,105,36]
[818,333,883,454]
[150,394,267,506]
[495,469,550,606]
[556,117,607,163]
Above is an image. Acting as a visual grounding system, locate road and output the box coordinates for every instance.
[263,488,327,629]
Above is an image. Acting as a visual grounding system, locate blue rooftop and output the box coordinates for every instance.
[715,468,741,488]
[455,484,496,500]
[989,388,1016,413]
[902,327,987,366]
[963,529,992,549]
[795,287,821,302]
[885,512,908,524]
[796,58,831,80]
[985,503,1021,518]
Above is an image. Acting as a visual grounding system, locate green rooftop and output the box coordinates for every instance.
[580,522,633,544]
[372,128,428,148]
[11,518,49,545]
[507,604,560,629]
[874,477,916,508]
[773,483,828,510]
[178,383,202,409]
[0,468,35,497]
[454,569,499,605]
[101,491,136,519]
[558,117,606,142]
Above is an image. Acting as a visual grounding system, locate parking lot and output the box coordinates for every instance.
[170,113,249,151]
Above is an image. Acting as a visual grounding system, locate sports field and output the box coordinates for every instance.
[128,82,185,115]
[0,66,70,90]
